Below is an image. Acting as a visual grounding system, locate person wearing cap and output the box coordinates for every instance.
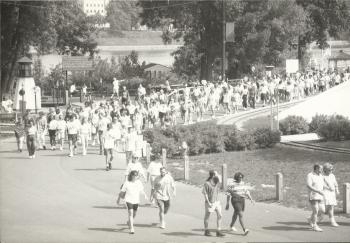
[151,167,176,229]
[322,163,340,227]
[202,170,225,237]
[36,111,47,150]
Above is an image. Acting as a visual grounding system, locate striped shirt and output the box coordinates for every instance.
[226,181,250,199]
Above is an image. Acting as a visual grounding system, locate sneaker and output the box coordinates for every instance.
[216,231,225,237]
[244,229,250,236]
[51,147,54,150]
[108,162,112,170]
[29,156,32,159]
[331,221,339,227]
[60,147,63,151]
[53,146,56,150]
[160,222,165,229]
[230,226,237,232]
[204,230,212,237]
[129,228,135,234]
[307,217,313,228]
[68,153,73,157]
[106,166,109,171]
[313,225,323,232]
[32,154,36,158]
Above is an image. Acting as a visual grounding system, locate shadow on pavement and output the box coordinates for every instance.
[162,231,202,237]
[93,204,154,210]
[0,150,19,153]
[76,168,124,171]
[0,156,29,159]
[88,227,129,234]
[116,223,158,228]
[276,221,309,226]
[262,226,310,231]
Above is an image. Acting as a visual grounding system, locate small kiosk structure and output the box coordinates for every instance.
[328,50,350,70]
[13,57,41,113]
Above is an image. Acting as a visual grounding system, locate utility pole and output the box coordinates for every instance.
[222,0,226,81]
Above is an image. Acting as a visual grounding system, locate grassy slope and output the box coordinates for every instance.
[166,144,350,211]
[95,30,183,46]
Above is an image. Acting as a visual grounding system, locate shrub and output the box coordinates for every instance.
[317,115,350,141]
[253,128,281,148]
[309,114,329,132]
[279,115,309,135]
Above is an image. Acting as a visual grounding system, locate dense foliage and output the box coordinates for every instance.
[279,115,310,135]
[140,0,350,80]
[1,1,97,97]
[316,115,350,141]
[143,122,281,159]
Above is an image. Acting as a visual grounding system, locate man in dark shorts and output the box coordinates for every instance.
[152,167,176,229]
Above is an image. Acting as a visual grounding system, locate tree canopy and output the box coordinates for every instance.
[0,0,97,97]
[140,0,350,80]
[106,1,140,32]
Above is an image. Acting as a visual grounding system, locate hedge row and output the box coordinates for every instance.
[280,114,350,141]
[143,121,281,159]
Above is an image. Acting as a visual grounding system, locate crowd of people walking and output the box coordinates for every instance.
[10,69,345,236]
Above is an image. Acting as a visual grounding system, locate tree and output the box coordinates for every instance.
[0,0,97,98]
[106,1,140,32]
[296,0,350,49]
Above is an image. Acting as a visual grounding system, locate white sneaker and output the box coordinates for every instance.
[29,156,32,159]
[68,153,73,157]
[243,229,250,235]
[331,221,339,227]
[32,154,35,158]
[313,225,323,232]
[160,222,165,229]
[60,147,63,151]
[230,226,237,232]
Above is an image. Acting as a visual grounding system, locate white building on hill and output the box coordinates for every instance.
[78,0,109,16]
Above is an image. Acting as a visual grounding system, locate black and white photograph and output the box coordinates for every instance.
[1,0,350,242]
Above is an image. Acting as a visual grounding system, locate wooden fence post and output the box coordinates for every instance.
[184,150,189,181]
[276,172,283,201]
[162,148,166,167]
[344,183,350,214]
[146,143,150,165]
[221,164,227,190]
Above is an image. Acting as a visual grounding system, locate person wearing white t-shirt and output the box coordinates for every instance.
[80,117,91,156]
[104,124,116,171]
[151,167,176,229]
[48,115,58,150]
[117,170,148,234]
[67,115,80,157]
[97,113,109,155]
[125,127,138,165]
[147,160,163,188]
[307,164,326,232]
[56,115,67,151]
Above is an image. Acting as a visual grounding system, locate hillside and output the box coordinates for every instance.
[94,30,183,46]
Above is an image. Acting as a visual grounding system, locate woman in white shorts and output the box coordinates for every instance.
[323,163,340,227]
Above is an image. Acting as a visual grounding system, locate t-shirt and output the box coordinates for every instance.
[97,117,109,132]
[104,130,115,149]
[202,181,219,203]
[36,117,47,132]
[57,120,67,131]
[48,120,58,130]
[307,172,324,200]
[153,174,175,201]
[67,120,80,135]
[147,162,163,176]
[121,180,144,204]
[226,181,250,199]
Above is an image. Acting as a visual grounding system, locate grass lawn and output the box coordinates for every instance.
[305,140,350,149]
[165,144,350,212]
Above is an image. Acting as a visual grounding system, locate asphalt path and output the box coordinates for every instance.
[1,137,350,243]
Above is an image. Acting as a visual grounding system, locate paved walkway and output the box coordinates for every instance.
[1,138,350,242]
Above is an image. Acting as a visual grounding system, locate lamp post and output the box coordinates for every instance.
[19,85,25,116]
[33,86,39,114]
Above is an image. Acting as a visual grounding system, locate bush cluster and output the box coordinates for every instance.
[316,115,350,141]
[279,114,350,141]
[279,115,309,135]
[143,121,281,159]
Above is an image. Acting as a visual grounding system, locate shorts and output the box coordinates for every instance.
[126,202,138,211]
[57,130,65,140]
[159,112,165,119]
[231,197,245,212]
[156,199,170,214]
[260,93,266,101]
[205,201,221,213]
[309,199,323,204]
[104,148,113,156]
[68,134,78,143]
